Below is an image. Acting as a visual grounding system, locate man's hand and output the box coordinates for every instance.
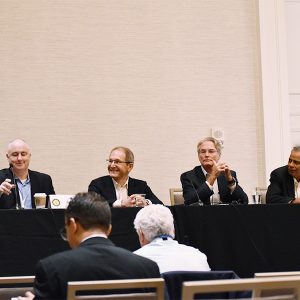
[17,291,34,300]
[290,198,300,204]
[0,179,15,195]
[121,195,137,207]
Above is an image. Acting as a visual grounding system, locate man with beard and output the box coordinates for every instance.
[266,146,300,204]
[88,146,162,207]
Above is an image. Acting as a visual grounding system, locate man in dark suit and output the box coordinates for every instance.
[20,192,160,300]
[88,146,162,207]
[181,137,248,205]
[266,146,300,204]
[0,139,55,209]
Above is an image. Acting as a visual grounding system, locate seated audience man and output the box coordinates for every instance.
[134,204,210,273]
[180,137,248,205]
[88,146,163,207]
[266,146,300,204]
[20,192,160,300]
[0,139,55,209]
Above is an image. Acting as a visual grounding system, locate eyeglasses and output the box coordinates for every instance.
[106,159,132,165]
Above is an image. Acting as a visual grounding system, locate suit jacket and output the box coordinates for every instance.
[180,166,248,205]
[266,165,295,204]
[88,175,162,206]
[33,237,161,300]
[0,168,55,209]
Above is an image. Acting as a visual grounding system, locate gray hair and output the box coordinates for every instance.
[197,137,222,155]
[292,146,300,152]
[133,204,174,242]
[110,146,134,163]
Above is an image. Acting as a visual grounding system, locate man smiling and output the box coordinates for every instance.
[0,139,55,209]
[88,146,162,207]
[266,146,300,204]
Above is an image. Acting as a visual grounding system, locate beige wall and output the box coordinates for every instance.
[0,0,263,204]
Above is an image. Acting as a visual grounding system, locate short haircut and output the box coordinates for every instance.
[292,146,300,152]
[134,204,174,242]
[65,192,111,231]
[110,146,134,163]
[197,137,222,155]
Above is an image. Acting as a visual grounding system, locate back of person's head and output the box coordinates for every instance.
[65,192,111,231]
[134,204,174,242]
[197,137,222,155]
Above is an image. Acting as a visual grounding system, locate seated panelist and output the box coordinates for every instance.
[266,146,300,204]
[88,146,163,207]
[0,139,55,209]
[180,137,248,205]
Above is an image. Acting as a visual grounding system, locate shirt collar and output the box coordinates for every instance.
[81,233,107,244]
[112,177,129,189]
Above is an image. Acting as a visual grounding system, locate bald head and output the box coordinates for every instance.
[6,139,31,175]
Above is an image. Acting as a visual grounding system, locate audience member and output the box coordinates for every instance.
[0,139,55,209]
[134,204,210,273]
[88,146,162,207]
[266,146,300,204]
[20,192,160,300]
[180,137,248,205]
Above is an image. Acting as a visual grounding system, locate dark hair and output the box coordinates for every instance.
[65,192,111,231]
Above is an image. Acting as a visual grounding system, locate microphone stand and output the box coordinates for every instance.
[9,165,21,210]
[188,178,203,206]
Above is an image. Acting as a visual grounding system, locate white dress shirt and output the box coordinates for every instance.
[134,237,210,274]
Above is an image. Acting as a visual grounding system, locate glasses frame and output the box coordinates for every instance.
[106,159,133,165]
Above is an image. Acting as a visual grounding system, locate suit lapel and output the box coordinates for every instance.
[106,176,118,200]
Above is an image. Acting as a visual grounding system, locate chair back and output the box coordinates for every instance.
[181,276,300,300]
[0,276,34,300]
[169,188,184,206]
[254,271,300,297]
[162,270,240,300]
[67,278,164,300]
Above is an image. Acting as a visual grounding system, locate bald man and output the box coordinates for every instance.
[0,139,55,209]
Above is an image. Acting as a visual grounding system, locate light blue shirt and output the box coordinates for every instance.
[16,177,32,209]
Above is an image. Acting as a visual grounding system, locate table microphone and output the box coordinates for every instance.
[189,178,203,206]
[9,163,21,209]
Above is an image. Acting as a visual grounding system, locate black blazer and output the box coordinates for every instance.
[33,237,161,300]
[266,165,295,204]
[180,166,248,205]
[88,175,163,206]
[0,168,55,209]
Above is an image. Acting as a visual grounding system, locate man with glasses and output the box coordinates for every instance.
[19,192,160,300]
[266,146,300,204]
[0,139,55,209]
[180,137,248,205]
[88,146,162,207]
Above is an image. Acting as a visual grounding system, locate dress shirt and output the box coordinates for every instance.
[294,178,300,199]
[134,237,210,273]
[16,177,32,209]
[112,178,129,207]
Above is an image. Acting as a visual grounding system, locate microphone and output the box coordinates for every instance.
[9,163,21,209]
[188,178,203,206]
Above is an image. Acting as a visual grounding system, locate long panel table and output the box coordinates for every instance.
[0,205,299,278]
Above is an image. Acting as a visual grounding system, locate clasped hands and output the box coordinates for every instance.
[121,194,148,207]
[206,160,233,185]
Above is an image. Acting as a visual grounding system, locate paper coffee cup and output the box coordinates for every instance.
[34,193,47,209]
